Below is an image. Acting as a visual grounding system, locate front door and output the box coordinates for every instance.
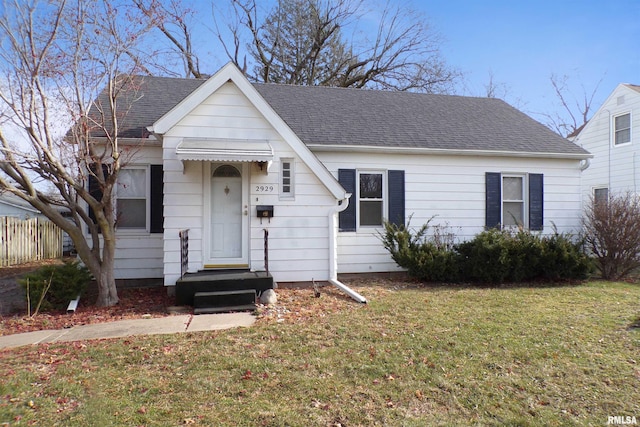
[207,163,248,267]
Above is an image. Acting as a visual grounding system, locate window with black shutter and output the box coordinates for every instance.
[485,172,543,231]
[89,164,163,233]
[338,168,405,231]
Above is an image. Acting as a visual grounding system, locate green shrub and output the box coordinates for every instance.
[457,228,590,284]
[20,261,92,312]
[380,218,460,282]
[456,228,514,283]
[539,231,593,280]
[382,220,592,284]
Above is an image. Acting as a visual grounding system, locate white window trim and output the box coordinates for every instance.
[116,165,150,233]
[612,112,632,146]
[279,158,295,200]
[501,173,528,229]
[356,170,387,229]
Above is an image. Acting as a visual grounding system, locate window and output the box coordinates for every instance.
[88,164,163,233]
[280,159,294,199]
[359,172,384,226]
[614,113,631,145]
[338,169,404,231]
[594,187,609,207]
[116,168,147,229]
[502,175,524,227]
[486,172,543,231]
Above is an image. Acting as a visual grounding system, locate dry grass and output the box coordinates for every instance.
[0,279,638,426]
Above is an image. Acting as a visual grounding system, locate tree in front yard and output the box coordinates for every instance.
[0,0,157,306]
[582,191,640,280]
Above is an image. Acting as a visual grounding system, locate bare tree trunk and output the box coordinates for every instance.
[94,261,119,307]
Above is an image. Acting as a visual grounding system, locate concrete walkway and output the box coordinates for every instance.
[0,312,256,349]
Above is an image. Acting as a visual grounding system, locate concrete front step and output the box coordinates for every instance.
[176,270,272,306]
[193,289,256,314]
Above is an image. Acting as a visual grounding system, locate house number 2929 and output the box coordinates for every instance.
[255,185,274,192]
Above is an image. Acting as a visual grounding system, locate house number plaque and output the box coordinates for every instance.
[255,185,275,193]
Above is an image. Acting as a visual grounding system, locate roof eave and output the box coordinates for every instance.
[88,136,161,147]
[306,144,593,160]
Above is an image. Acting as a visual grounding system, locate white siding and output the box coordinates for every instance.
[98,146,165,280]
[577,85,640,205]
[162,82,336,286]
[316,152,585,274]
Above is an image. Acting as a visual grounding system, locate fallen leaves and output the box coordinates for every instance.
[1,278,392,336]
[1,287,177,336]
[255,280,391,325]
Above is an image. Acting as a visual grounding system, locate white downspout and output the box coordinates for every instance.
[580,158,591,171]
[328,195,367,304]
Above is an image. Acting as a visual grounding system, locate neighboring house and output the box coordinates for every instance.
[574,83,640,205]
[87,63,591,289]
[0,193,43,219]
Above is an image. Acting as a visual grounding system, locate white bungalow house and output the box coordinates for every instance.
[573,83,640,205]
[88,63,591,299]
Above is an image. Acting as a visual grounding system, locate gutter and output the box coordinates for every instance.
[308,144,593,161]
[327,195,367,304]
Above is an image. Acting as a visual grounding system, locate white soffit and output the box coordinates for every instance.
[175,138,274,162]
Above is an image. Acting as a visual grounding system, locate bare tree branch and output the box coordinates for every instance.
[539,73,604,138]
[132,0,203,78]
[0,0,157,306]
[213,0,460,93]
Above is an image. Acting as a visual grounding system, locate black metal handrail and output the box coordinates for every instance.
[179,229,189,278]
[263,228,269,275]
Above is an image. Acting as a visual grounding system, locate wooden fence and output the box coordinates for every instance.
[0,217,63,267]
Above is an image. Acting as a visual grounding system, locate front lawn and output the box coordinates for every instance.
[1,280,638,426]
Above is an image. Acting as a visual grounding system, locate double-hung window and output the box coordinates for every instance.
[614,113,631,145]
[358,171,385,227]
[338,169,405,231]
[486,172,543,231]
[116,167,147,229]
[502,175,525,227]
[88,164,163,233]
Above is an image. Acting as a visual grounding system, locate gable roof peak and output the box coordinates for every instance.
[622,83,640,93]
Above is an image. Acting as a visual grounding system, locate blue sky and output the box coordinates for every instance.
[197,0,638,128]
[420,0,640,121]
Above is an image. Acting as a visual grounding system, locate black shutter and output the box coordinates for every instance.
[485,172,501,229]
[529,173,543,231]
[388,170,405,227]
[88,164,107,225]
[150,165,164,233]
[338,169,356,231]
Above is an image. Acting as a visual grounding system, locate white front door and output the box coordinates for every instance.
[207,163,248,267]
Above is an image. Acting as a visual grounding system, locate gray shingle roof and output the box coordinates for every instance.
[90,76,206,138]
[90,75,589,156]
[254,83,588,155]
